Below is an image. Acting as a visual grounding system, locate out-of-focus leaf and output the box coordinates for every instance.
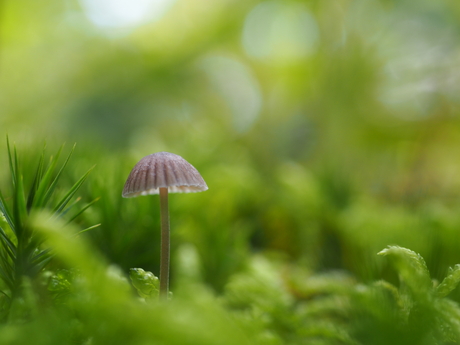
[48,269,77,304]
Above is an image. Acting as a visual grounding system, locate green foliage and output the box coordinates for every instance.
[47,269,76,303]
[129,268,159,299]
[224,255,355,345]
[378,246,432,299]
[0,139,95,320]
[436,265,460,298]
[349,246,460,344]
[1,143,460,344]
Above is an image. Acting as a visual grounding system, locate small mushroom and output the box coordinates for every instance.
[122,152,208,299]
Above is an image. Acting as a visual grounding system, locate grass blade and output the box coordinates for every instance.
[6,137,16,187]
[75,223,101,236]
[12,174,27,239]
[0,251,14,291]
[53,166,94,216]
[31,248,51,265]
[0,230,16,260]
[41,144,76,208]
[0,190,15,233]
[33,255,53,273]
[0,268,14,292]
[32,145,64,209]
[59,197,81,218]
[8,141,28,239]
[27,143,46,211]
[66,197,100,224]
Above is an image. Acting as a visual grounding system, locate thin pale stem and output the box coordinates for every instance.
[159,187,170,299]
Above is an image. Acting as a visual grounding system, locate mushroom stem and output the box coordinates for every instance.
[159,187,170,299]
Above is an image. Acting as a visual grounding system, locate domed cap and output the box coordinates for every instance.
[122,152,208,197]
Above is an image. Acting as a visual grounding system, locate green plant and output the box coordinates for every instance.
[129,268,160,299]
[0,139,96,320]
[347,246,460,344]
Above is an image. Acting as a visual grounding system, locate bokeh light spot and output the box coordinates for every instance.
[200,56,262,133]
[242,1,320,61]
[80,0,176,31]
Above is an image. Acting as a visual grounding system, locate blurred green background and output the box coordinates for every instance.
[2,0,460,297]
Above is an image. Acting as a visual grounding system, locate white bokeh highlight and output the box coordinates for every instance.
[80,0,176,29]
[242,1,320,61]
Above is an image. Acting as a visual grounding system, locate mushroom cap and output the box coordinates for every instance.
[122,152,208,197]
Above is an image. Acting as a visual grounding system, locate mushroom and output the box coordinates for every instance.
[122,152,208,299]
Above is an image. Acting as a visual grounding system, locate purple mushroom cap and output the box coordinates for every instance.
[122,152,208,197]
